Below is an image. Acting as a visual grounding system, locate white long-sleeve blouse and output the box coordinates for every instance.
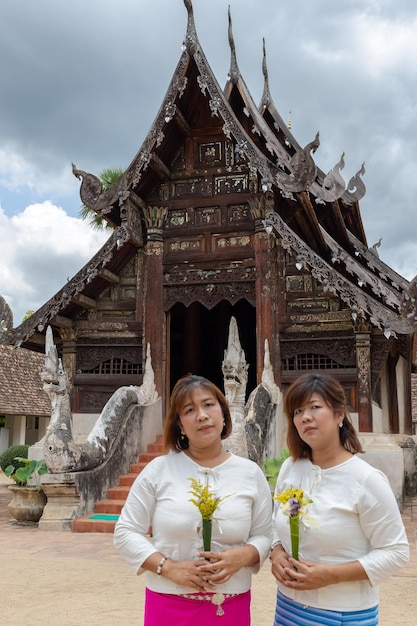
[114,450,273,595]
[272,455,409,611]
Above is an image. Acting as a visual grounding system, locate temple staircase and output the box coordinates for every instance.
[72,435,164,533]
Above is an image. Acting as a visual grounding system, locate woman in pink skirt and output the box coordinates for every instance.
[114,374,272,625]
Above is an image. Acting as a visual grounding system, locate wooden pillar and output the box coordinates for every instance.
[355,327,373,432]
[251,193,280,385]
[254,229,275,384]
[142,206,168,402]
[143,239,164,400]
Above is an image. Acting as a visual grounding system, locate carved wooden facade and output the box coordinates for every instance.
[3,1,416,435]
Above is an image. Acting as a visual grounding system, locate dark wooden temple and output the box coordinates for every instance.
[3,0,417,437]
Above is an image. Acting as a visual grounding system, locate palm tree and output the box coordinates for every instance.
[79,167,124,230]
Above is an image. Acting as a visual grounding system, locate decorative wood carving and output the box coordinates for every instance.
[165,209,189,229]
[321,227,403,309]
[227,204,252,224]
[76,346,142,372]
[281,339,355,366]
[164,281,255,310]
[265,210,415,334]
[143,206,168,230]
[197,141,224,165]
[214,234,251,250]
[164,262,255,284]
[356,335,371,394]
[166,236,205,255]
[286,274,313,292]
[214,174,248,194]
[287,298,335,314]
[195,207,221,227]
[174,177,207,197]
[76,389,115,412]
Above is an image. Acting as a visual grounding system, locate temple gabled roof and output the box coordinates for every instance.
[73,2,339,226]
[219,19,364,246]
[1,0,416,350]
[1,228,140,351]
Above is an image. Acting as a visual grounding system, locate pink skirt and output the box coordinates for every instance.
[144,588,251,625]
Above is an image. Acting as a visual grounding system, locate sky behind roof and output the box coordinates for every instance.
[0,0,416,326]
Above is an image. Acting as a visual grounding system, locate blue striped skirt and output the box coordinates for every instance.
[274,591,378,625]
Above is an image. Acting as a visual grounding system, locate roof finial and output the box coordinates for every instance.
[183,0,197,54]
[227,6,239,84]
[260,38,271,107]
[288,110,292,130]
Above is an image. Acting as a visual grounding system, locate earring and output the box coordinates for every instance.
[180,431,186,441]
[339,421,344,428]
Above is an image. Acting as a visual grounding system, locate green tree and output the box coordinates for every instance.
[79,167,124,230]
[263,449,290,493]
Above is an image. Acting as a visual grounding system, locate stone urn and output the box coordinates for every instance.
[8,485,47,522]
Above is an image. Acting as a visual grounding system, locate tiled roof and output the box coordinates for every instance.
[0,346,50,416]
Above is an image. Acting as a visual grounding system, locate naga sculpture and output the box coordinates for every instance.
[245,340,282,464]
[222,317,249,458]
[314,152,347,204]
[41,326,158,473]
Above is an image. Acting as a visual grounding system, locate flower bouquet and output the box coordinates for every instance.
[188,477,231,555]
[274,487,316,560]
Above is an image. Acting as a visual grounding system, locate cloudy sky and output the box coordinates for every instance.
[0,0,416,326]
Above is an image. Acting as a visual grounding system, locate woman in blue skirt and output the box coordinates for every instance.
[270,373,409,625]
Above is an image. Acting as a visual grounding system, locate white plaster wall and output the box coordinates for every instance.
[12,415,26,445]
[380,367,390,432]
[275,401,287,457]
[350,411,359,432]
[0,428,10,454]
[72,413,100,442]
[370,403,383,433]
[72,399,163,449]
[359,433,405,505]
[396,356,408,433]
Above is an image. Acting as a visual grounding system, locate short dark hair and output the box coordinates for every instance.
[284,372,364,460]
[163,374,233,452]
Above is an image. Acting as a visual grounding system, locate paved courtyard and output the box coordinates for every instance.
[0,476,416,625]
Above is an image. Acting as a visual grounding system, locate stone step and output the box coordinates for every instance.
[119,473,140,487]
[72,435,164,533]
[95,499,125,515]
[72,516,118,533]
[106,485,131,501]
[137,452,160,463]
[129,461,148,474]
[147,441,165,454]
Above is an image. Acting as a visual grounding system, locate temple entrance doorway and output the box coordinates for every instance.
[167,300,256,397]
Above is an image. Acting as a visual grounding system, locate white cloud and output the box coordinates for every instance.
[0,147,77,197]
[0,0,416,324]
[354,14,417,79]
[0,203,108,325]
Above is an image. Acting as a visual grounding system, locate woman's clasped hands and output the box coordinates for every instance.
[271,545,335,591]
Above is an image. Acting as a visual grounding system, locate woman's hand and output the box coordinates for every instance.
[279,557,331,590]
[160,558,216,592]
[278,557,368,591]
[270,545,292,585]
[196,545,259,585]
